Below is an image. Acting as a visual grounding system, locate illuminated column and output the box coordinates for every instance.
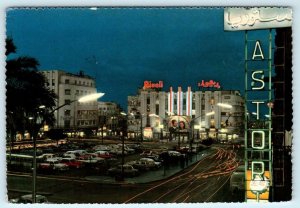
[186,86,192,116]
[177,87,183,115]
[168,87,174,115]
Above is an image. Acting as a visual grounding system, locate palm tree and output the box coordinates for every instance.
[6,37,57,143]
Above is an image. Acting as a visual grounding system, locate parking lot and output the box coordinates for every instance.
[7,139,210,180]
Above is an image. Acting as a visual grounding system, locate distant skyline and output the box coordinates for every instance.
[6,7,269,109]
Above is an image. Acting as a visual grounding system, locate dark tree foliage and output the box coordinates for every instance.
[6,38,57,139]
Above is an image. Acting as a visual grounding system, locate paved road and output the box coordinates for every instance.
[7,147,242,203]
[123,147,239,203]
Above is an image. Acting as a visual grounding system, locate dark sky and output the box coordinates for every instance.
[6,7,268,109]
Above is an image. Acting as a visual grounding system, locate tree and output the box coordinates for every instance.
[6,38,57,142]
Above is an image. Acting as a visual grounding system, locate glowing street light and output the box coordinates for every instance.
[217,103,233,109]
[31,92,104,203]
[206,111,215,116]
[149,113,160,118]
[78,92,105,103]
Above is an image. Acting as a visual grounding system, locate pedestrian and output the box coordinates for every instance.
[185,153,189,166]
[169,119,178,141]
[180,154,185,169]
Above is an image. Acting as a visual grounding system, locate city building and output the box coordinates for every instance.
[271,27,292,201]
[127,81,244,141]
[41,70,98,133]
[98,101,123,136]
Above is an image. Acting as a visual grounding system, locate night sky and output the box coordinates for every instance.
[6,7,268,109]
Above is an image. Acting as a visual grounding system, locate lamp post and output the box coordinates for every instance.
[31,92,104,203]
[119,112,131,181]
[217,103,233,142]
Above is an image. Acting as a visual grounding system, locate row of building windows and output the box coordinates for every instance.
[65,79,94,87]
[64,119,96,127]
[99,107,117,111]
[64,89,93,96]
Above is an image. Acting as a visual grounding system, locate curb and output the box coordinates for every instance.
[85,149,215,185]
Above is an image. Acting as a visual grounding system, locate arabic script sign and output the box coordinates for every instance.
[198,80,220,89]
[224,7,292,31]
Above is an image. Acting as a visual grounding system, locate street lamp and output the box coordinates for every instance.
[217,103,233,109]
[31,92,104,203]
[118,111,132,181]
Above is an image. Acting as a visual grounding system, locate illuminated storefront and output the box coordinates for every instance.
[127,81,244,141]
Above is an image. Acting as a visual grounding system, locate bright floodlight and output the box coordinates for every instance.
[78,92,105,103]
[252,112,257,115]
[39,105,46,109]
[265,114,270,118]
[120,112,127,116]
[206,111,215,116]
[217,103,233,109]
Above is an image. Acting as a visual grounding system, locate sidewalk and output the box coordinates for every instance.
[85,148,215,184]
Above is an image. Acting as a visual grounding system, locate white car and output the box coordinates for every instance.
[10,194,49,203]
[168,151,182,157]
[39,159,69,171]
[140,158,161,169]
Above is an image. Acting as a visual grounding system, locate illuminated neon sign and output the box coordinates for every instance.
[244,33,272,202]
[143,81,163,89]
[198,80,221,89]
[224,7,292,203]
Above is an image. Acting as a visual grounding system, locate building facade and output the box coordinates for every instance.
[98,101,122,136]
[127,84,244,141]
[42,70,98,131]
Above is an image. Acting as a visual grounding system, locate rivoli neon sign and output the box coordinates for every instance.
[143,81,163,89]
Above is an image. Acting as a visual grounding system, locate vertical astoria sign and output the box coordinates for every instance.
[224,7,292,202]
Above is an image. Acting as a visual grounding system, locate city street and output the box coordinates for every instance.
[7,146,243,203]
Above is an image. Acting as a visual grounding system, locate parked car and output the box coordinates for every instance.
[140,150,153,157]
[39,159,69,171]
[10,194,49,203]
[140,158,161,169]
[168,151,182,157]
[94,150,113,159]
[63,152,79,159]
[110,148,127,156]
[60,158,83,168]
[108,165,139,177]
[93,145,111,151]
[117,144,135,154]
[77,154,105,164]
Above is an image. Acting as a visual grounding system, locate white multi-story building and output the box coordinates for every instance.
[42,70,98,130]
[127,84,244,141]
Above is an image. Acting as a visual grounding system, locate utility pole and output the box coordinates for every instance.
[140,116,143,142]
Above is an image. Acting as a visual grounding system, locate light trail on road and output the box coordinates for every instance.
[124,147,239,203]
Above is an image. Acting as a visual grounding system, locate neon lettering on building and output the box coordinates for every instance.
[223,7,292,202]
[244,32,273,202]
[198,80,221,89]
[143,81,163,89]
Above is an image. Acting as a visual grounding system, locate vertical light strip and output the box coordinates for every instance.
[177,87,182,115]
[168,87,173,114]
[186,86,191,116]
